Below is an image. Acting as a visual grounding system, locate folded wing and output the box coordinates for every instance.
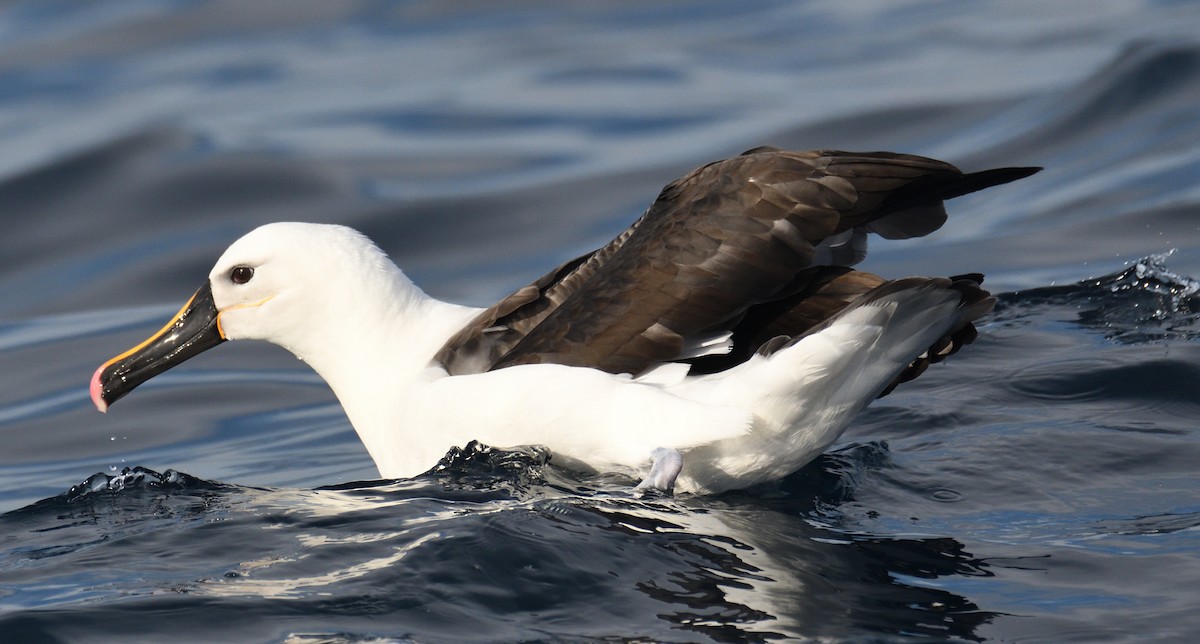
[435,148,1037,381]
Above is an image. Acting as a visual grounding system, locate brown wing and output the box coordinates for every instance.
[435,148,1038,376]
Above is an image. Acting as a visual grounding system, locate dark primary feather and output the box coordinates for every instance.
[434,148,1038,387]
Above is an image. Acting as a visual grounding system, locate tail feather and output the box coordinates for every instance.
[677,278,981,491]
[754,274,993,399]
[878,274,993,396]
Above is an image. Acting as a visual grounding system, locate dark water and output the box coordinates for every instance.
[2,1,1200,641]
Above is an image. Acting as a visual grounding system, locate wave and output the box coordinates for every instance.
[997,253,1200,344]
[1,438,999,641]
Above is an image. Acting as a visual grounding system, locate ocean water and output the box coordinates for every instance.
[2,1,1200,641]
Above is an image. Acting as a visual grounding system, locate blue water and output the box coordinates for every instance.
[2,1,1200,641]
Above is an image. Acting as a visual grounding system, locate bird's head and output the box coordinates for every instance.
[90,222,390,412]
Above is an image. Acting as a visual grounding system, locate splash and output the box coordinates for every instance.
[59,466,217,503]
[1001,253,1200,344]
[1100,251,1200,316]
[1075,252,1200,343]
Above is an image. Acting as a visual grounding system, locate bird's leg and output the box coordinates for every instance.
[634,447,683,495]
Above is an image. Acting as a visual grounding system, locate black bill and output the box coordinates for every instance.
[90,281,226,412]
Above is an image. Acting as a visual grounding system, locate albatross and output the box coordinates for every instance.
[90,147,1038,494]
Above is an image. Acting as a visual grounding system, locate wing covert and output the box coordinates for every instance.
[434,148,1037,376]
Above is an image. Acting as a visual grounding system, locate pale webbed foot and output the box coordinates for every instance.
[633,447,683,495]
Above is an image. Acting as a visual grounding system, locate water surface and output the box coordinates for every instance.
[2,1,1199,641]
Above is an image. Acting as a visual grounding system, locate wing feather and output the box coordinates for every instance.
[435,148,1038,377]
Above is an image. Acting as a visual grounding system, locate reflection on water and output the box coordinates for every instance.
[1,447,1000,641]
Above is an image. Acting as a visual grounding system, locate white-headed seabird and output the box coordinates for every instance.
[90,148,1039,494]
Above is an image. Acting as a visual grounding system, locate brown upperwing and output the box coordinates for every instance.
[435,148,1037,377]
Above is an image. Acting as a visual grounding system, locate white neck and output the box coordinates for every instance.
[283,265,481,475]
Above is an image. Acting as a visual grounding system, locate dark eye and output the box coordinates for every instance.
[230,266,254,285]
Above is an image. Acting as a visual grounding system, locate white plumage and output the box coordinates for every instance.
[91,149,1038,493]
